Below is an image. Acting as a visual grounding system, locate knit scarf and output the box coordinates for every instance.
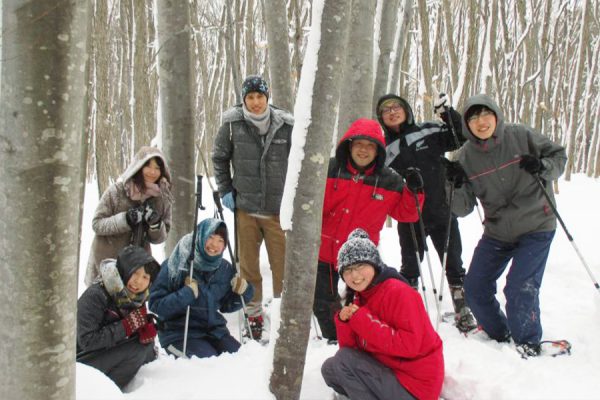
[126,179,162,202]
[100,259,148,310]
[242,104,271,135]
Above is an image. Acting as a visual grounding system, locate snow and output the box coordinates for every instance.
[77,174,600,399]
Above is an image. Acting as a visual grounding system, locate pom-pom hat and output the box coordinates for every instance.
[337,229,382,276]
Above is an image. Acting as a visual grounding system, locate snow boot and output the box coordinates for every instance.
[516,343,542,359]
[449,285,478,333]
[244,315,264,341]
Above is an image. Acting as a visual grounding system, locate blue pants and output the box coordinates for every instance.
[167,334,240,358]
[464,231,555,345]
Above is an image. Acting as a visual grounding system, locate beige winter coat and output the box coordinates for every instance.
[84,146,173,286]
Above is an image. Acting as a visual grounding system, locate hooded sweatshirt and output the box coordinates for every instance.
[452,94,567,242]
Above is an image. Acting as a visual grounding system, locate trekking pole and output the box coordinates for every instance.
[182,175,206,358]
[212,191,254,341]
[412,191,442,324]
[409,223,429,315]
[534,176,600,295]
[436,184,455,331]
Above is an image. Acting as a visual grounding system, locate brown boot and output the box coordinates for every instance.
[449,285,478,333]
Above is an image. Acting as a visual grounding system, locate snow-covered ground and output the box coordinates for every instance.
[76,174,600,400]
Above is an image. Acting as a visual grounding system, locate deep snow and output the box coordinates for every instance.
[76,174,600,400]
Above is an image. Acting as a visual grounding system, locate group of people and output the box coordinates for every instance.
[76,74,566,399]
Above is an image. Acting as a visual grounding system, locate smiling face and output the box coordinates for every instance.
[244,91,268,114]
[142,158,162,184]
[380,102,406,131]
[350,139,378,169]
[467,108,497,140]
[205,234,226,256]
[342,263,376,292]
[127,267,152,294]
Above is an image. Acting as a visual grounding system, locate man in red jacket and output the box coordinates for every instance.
[313,118,424,343]
[322,229,444,400]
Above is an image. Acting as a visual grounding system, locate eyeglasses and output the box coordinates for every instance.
[381,105,403,116]
[342,264,369,277]
[467,109,495,123]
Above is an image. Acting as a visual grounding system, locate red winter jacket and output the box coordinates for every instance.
[319,118,424,268]
[336,273,444,400]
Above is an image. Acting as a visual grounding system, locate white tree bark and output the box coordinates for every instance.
[372,0,399,114]
[0,1,89,399]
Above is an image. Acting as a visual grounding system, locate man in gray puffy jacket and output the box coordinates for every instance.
[447,94,567,357]
[212,75,293,340]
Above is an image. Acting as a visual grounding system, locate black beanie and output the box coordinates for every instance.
[116,245,160,285]
[241,75,269,101]
[337,229,382,276]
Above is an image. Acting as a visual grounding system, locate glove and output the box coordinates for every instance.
[122,307,147,336]
[404,167,424,192]
[137,322,157,344]
[443,159,469,188]
[222,192,235,211]
[144,203,161,229]
[230,276,248,295]
[126,206,145,229]
[184,276,199,299]
[434,93,449,116]
[519,154,544,175]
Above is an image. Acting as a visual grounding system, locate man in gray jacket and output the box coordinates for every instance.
[212,75,293,341]
[446,94,567,357]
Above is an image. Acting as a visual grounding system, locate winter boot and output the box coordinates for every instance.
[449,285,478,333]
[516,343,541,358]
[244,315,264,341]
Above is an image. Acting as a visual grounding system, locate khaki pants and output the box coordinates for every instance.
[236,209,286,316]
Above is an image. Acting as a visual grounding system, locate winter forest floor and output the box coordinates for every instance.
[76,174,600,400]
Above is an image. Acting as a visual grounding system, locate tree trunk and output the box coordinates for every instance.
[156,0,196,253]
[263,0,294,111]
[269,0,351,399]
[337,0,376,140]
[372,0,399,115]
[389,0,413,94]
[416,0,433,116]
[0,1,89,399]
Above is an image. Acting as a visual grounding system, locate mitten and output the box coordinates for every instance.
[126,206,145,229]
[137,322,157,344]
[144,203,161,229]
[404,167,424,192]
[122,307,147,336]
[222,192,235,211]
[184,276,199,299]
[443,159,469,188]
[519,154,543,175]
[434,93,449,115]
[230,276,248,295]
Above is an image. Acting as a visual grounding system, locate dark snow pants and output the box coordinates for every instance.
[79,339,156,390]
[398,215,465,286]
[313,261,342,340]
[464,231,555,344]
[166,333,240,358]
[321,347,416,400]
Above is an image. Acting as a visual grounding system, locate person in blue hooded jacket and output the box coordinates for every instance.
[149,218,254,358]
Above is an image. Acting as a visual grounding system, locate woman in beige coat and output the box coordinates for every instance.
[84,146,173,286]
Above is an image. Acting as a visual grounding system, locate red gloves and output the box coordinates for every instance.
[138,322,157,344]
[122,307,147,336]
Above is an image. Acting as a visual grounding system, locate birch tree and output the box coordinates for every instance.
[270,0,351,398]
[372,0,399,113]
[0,2,89,399]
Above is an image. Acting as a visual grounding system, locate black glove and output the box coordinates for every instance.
[144,204,161,228]
[126,206,145,229]
[443,159,469,189]
[404,167,424,192]
[519,154,543,175]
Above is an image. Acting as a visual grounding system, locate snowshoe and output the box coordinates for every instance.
[243,315,264,341]
[517,340,571,359]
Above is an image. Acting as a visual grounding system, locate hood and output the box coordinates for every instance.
[336,118,387,171]
[461,94,505,146]
[375,94,415,136]
[116,245,160,285]
[119,146,171,184]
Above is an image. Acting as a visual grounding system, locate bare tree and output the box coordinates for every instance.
[372,0,399,113]
[0,1,89,399]
[270,0,351,398]
[156,0,196,253]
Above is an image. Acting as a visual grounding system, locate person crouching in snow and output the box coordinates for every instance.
[314,118,424,344]
[321,229,444,400]
[77,245,161,391]
[149,218,254,358]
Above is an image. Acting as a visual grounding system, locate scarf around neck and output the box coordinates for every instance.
[99,259,148,309]
[243,104,271,135]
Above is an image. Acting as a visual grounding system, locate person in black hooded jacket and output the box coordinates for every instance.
[375,93,476,332]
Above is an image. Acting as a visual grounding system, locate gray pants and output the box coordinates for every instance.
[321,347,416,400]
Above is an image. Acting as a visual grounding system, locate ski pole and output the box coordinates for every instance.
[182,175,206,358]
[436,184,455,331]
[212,191,254,341]
[412,191,442,324]
[409,222,429,315]
[534,176,600,294]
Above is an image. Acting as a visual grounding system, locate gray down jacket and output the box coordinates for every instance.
[452,94,567,243]
[212,105,293,214]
